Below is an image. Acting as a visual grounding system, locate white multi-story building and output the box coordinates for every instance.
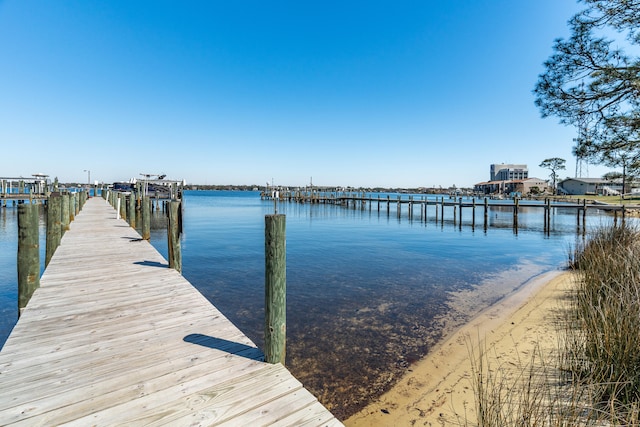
[490,164,528,181]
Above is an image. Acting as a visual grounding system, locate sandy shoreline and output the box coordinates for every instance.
[344,269,574,426]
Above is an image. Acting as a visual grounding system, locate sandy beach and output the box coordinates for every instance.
[344,269,574,426]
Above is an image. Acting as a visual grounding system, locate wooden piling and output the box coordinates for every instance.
[61,193,70,235]
[45,193,61,267]
[128,192,136,228]
[141,196,151,240]
[548,198,552,230]
[472,198,476,229]
[17,203,40,314]
[69,192,75,222]
[167,200,182,273]
[484,197,488,230]
[453,203,457,226]
[264,213,286,365]
[119,193,127,221]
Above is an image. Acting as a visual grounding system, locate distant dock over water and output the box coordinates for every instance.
[0,196,341,426]
[262,189,639,232]
[0,175,50,202]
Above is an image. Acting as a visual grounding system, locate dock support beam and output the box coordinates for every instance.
[18,203,40,315]
[142,196,151,240]
[119,193,127,221]
[265,214,286,365]
[61,193,70,236]
[167,200,182,273]
[46,193,61,267]
[128,192,137,229]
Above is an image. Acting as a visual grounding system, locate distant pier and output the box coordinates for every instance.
[262,190,638,233]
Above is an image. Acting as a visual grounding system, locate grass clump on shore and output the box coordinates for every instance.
[468,222,640,426]
[565,222,640,423]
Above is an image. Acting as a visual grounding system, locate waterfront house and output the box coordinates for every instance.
[558,177,620,195]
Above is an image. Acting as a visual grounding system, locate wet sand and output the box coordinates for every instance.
[344,269,574,426]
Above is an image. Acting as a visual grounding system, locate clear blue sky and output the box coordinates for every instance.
[0,1,612,188]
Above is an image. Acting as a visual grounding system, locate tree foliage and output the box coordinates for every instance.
[539,157,566,193]
[534,0,640,173]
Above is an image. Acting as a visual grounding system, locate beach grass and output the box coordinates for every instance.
[467,222,640,426]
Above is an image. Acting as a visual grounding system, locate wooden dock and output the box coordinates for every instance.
[0,197,342,426]
[262,190,640,232]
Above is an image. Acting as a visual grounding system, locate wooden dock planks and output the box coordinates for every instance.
[0,197,342,426]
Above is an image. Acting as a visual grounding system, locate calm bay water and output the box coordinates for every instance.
[0,191,614,418]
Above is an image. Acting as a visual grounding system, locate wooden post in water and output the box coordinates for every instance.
[265,213,286,365]
[545,198,551,234]
[453,203,457,226]
[17,203,40,314]
[458,197,462,229]
[440,197,445,223]
[69,192,75,223]
[425,198,429,223]
[61,193,70,236]
[167,200,182,273]
[142,196,151,240]
[484,197,488,230]
[119,193,127,221]
[45,192,61,267]
[128,192,136,228]
[576,202,581,230]
[513,197,519,230]
[472,198,476,229]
